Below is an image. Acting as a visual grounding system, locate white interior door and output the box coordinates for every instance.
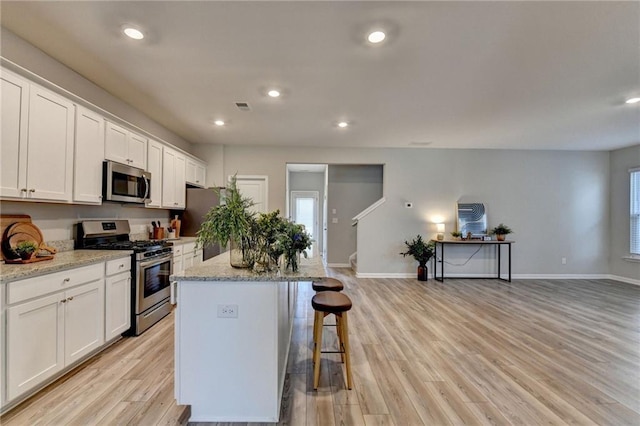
[234,175,268,214]
[291,191,319,257]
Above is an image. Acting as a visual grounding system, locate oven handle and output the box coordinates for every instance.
[139,253,173,268]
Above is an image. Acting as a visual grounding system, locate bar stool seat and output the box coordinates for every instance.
[312,291,353,390]
[312,277,344,292]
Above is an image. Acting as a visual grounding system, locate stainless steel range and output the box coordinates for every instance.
[75,220,173,335]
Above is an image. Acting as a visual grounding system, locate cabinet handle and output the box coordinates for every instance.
[67,296,74,301]
[63,278,71,283]
[29,189,35,193]
[60,299,67,304]
[98,195,103,199]
[119,264,125,268]
[20,188,27,192]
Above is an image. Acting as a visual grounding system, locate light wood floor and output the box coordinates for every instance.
[3,270,640,425]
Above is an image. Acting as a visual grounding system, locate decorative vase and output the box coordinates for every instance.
[496,234,506,241]
[417,263,428,281]
[284,251,301,272]
[229,238,251,268]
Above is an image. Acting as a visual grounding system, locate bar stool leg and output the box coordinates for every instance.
[313,311,324,389]
[336,314,345,363]
[340,312,353,390]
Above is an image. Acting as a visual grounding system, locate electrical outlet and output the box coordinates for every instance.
[217,304,238,318]
[332,218,338,223]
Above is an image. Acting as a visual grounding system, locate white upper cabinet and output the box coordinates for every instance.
[0,69,29,198]
[186,157,206,188]
[162,147,186,209]
[1,68,74,202]
[105,121,147,169]
[74,106,105,204]
[147,139,164,208]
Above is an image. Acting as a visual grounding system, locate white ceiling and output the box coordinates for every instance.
[1,1,638,151]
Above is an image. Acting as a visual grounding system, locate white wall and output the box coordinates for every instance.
[0,201,170,243]
[1,28,194,153]
[208,145,610,276]
[609,144,640,282]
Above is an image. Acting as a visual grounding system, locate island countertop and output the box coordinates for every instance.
[171,251,326,282]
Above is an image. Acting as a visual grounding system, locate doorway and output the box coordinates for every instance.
[290,191,319,257]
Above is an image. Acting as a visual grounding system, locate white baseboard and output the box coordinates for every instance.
[326,263,351,268]
[354,272,639,285]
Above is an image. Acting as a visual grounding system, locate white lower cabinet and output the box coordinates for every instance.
[6,279,104,401]
[105,257,132,340]
[2,259,133,408]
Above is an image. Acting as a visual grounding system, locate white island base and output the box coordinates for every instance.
[172,254,326,422]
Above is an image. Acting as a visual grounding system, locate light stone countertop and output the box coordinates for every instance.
[0,250,133,284]
[171,251,327,282]
[167,236,198,246]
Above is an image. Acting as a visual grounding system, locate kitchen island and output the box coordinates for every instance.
[171,252,326,423]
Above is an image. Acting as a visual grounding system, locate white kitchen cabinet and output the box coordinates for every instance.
[64,280,105,365]
[186,157,206,188]
[162,147,186,209]
[105,257,131,340]
[74,106,105,204]
[0,69,29,199]
[1,68,75,202]
[105,121,147,169]
[173,244,184,275]
[5,263,105,402]
[146,139,163,208]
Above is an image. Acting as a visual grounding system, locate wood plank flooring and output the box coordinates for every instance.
[2,270,639,425]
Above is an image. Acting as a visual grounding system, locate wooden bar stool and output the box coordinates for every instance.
[312,277,344,292]
[312,291,353,390]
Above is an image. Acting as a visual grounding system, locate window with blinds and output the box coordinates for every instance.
[631,168,640,255]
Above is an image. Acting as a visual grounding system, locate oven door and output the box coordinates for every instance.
[136,253,173,314]
[103,160,151,204]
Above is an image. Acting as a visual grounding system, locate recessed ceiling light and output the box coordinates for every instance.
[123,27,144,40]
[625,97,640,104]
[267,90,281,98]
[214,120,225,126]
[338,121,349,128]
[367,31,386,44]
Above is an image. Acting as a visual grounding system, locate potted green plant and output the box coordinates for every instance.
[400,235,436,281]
[277,220,313,272]
[450,231,462,240]
[252,210,287,272]
[197,175,256,268]
[490,223,513,241]
[15,240,38,260]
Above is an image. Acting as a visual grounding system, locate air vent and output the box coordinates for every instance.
[235,102,251,111]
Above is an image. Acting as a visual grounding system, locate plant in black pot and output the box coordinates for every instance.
[196,175,256,268]
[400,235,436,281]
[15,240,38,260]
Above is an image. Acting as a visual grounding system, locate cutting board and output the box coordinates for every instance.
[1,214,56,261]
[0,214,32,238]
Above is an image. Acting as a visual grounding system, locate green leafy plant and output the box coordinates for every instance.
[251,210,287,271]
[15,240,38,259]
[276,220,313,272]
[400,235,436,265]
[450,231,463,238]
[197,175,256,267]
[490,223,513,235]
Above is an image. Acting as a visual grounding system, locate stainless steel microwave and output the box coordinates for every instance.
[102,160,151,204]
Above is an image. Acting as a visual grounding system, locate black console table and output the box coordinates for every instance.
[432,240,514,282]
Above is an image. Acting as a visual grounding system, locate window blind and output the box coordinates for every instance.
[631,169,640,255]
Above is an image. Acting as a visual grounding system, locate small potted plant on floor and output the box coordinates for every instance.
[15,240,38,260]
[490,223,513,241]
[400,235,436,281]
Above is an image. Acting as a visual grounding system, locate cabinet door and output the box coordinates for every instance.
[0,69,29,198]
[104,122,129,165]
[74,106,105,204]
[147,140,163,208]
[64,280,105,365]
[162,148,177,208]
[26,85,75,201]
[174,257,184,275]
[105,272,131,341]
[186,158,197,185]
[175,153,186,209]
[195,163,206,187]
[183,253,194,271]
[128,132,147,169]
[7,293,64,401]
